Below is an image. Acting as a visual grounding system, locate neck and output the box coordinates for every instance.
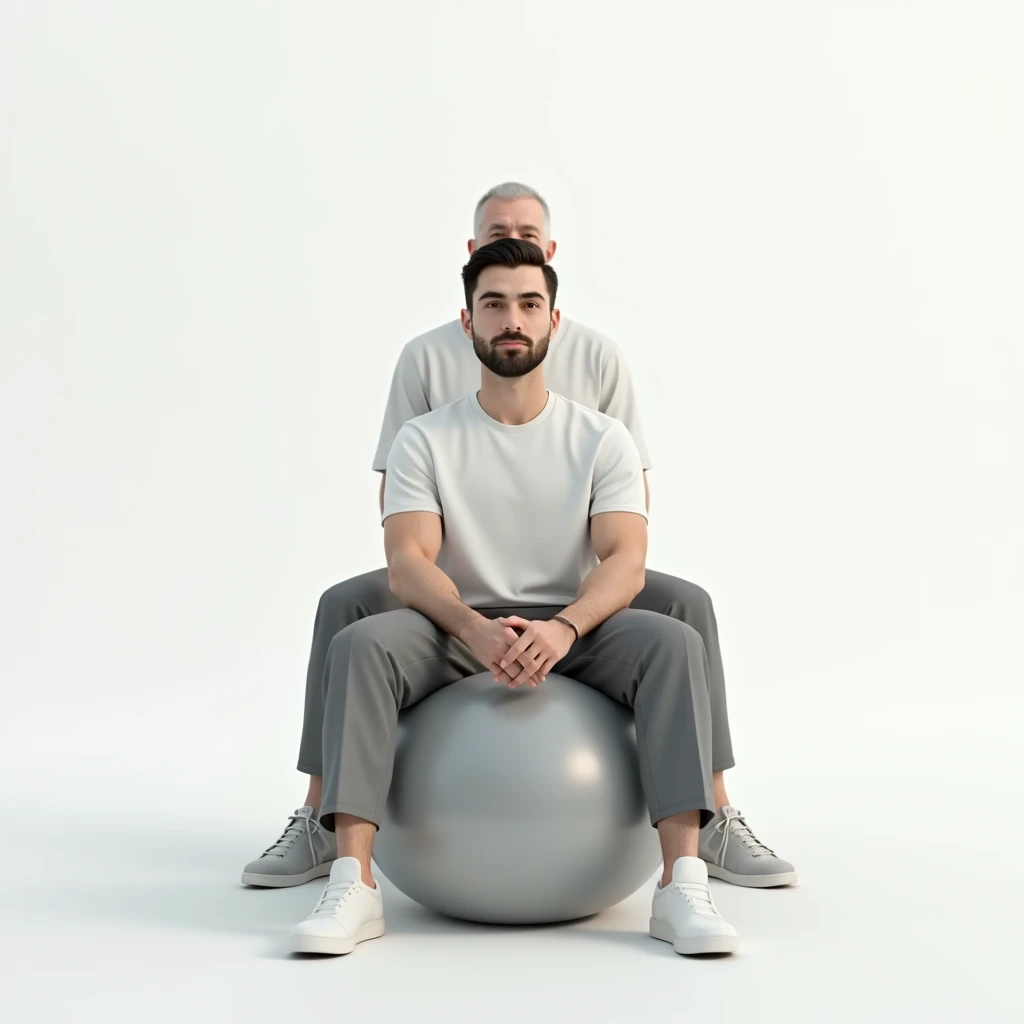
[477,366,548,425]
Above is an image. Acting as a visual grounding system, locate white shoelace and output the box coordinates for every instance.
[261,811,318,865]
[311,881,360,917]
[670,881,722,918]
[707,807,777,865]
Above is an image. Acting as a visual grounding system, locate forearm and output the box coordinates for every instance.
[387,552,484,641]
[559,551,646,638]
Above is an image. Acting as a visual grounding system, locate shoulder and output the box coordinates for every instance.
[557,318,626,363]
[399,395,473,438]
[549,392,625,435]
[401,319,466,362]
[555,397,637,464]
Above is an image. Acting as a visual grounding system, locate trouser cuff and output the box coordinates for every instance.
[649,796,716,830]
[318,801,382,833]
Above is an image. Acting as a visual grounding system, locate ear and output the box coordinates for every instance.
[550,308,561,334]
[460,309,473,338]
[467,239,476,255]
[545,239,557,262]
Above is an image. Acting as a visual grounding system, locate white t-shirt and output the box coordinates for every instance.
[372,318,652,472]
[383,392,648,608]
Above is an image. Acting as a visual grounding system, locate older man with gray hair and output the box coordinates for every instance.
[241,182,797,894]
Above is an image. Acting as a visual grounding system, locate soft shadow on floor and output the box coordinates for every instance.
[3,815,659,950]
[1,874,325,939]
[0,810,333,939]
[6,810,717,957]
[264,926,733,963]
[258,898,676,961]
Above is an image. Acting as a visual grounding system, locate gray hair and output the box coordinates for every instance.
[473,182,551,238]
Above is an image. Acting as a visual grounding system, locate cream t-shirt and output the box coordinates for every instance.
[383,391,647,608]
[372,318,652,472]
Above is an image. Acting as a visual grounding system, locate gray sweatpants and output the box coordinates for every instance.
[317,606,716,833]
[297,568,735,775]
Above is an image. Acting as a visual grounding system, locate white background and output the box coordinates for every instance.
[1,2,1021,1021]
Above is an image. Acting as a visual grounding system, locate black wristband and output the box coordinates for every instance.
[552,615,580,642]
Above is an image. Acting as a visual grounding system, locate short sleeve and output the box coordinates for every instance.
[598,343,653,471]
[372,346,431,472]
[382,424,442,525]
[590,421,648,521]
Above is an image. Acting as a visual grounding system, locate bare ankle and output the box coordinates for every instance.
[304,774,323,814]
[335,812,376,887]
[713,771,729,811]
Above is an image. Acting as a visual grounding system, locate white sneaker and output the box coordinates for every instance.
[650,856,739,955]
[289,857,385,955]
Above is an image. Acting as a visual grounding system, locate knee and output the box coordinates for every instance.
[667,581,715,623]
[676,620,704,649]
[317,581,352,625]
[689,582,713,611]
[317,570,391,629]
[640,616,706,669]
[327,616,386,659]
[636,612,695,651]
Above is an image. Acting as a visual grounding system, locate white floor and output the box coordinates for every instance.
[3,678,1020,1023]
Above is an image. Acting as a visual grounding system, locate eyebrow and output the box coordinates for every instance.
[487,223,541,234]
[477,290,547,302]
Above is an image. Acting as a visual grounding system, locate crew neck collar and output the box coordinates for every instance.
[469,390,556,433]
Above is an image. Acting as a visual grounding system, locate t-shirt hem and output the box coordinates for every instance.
[381,505,443,524]
[468,598,579,609]
[590,504,649,522]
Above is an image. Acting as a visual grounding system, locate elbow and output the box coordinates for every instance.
[386,561,407,602]
[387,571,405,602]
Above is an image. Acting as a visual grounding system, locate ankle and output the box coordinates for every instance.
[712,770,729,811]
[304,775,323,813]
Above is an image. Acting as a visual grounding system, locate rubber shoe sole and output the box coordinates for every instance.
[704,862,797,888]
[650,917,738,956]
[290,918,385,955]
[241,860,334,888]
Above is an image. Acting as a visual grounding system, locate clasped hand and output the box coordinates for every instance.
[462,616,576,688]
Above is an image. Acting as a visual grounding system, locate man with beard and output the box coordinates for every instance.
[242,182,796,895]
[288,238,740,957]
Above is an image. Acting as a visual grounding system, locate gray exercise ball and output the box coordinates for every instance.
[372,672,662,924]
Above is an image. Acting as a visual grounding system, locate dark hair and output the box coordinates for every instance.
[461,238,558,311]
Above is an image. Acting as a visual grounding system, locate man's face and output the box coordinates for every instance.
[461,264,558,379]
[470,198,556,262]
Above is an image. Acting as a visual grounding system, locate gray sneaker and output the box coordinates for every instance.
[699,805,797,888]
[241,806,336,887]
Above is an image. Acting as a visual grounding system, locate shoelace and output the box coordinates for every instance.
[311,881,360,917]
[670,881,721,918]
[261,812,319,865]
[707,807,777,865]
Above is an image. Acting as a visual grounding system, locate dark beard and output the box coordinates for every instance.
[472,329,551,379]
